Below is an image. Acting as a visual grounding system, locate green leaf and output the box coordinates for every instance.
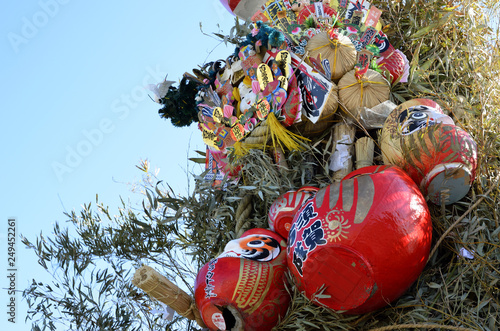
[411,12,454,38]
[188,157,206,164]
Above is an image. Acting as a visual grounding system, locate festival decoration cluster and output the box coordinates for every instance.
[138,1,480,330]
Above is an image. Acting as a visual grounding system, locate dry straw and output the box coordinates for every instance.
[338,69,390,120]
[331,123,356,181]
[235,194,253,237]
[305,32,357,81]
[355,137,375,169]
[132,265,206,328]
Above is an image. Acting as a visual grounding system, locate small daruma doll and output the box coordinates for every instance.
[380,99,477,205]
[194,228,290,331]
[269,165,432,314]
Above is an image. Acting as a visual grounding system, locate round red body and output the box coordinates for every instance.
[381,99,478,205]
[284,165,432,314]
[194,228,290,331]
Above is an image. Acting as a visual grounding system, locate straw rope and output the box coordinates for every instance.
[132,265,206,328]
[235,194,253,237]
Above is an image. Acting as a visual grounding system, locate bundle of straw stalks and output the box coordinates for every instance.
[305,31,357,81]
[338,69,391,119]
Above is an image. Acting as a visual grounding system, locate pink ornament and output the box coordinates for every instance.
[376,49,410,84]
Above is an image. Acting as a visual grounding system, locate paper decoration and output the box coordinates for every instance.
[204,148,239,188]
[291,53,335,124]
[146,75,175,103]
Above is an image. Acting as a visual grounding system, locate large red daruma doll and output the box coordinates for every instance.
[194,228,290,331]
[269,165,432,314]
[380,99,478,205]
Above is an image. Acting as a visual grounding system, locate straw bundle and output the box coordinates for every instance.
[132,265,206,328]
[243,119,269,145]
[355,137,375,169]
[235,194,253,237]
[330,123,356,181]
[305,32,357,81]
[338,69,390,120]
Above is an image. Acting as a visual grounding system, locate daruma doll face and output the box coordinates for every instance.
[380,99,477,205]
[194,228,290,331]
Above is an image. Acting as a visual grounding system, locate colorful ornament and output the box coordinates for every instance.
[376,49,410,84]
[270,165,432,314]
[194,228,290,331]
[380,99,478,205]
[295,2,337,25]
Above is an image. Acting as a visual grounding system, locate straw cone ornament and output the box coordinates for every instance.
[234,113,309,157]
[132,265,206,328]
[305,32,357,81]
[338,69,390,120]
[241,119,269,145]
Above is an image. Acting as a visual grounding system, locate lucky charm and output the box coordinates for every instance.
[380,99,478,205]
[269,165,432,314]
[194,228,290,331]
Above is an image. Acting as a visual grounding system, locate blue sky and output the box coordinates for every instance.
[0,1,235,329]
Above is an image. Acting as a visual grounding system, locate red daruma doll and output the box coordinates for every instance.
[269,165,432,314]
[380,99,478,205]
[194,228,290,331]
